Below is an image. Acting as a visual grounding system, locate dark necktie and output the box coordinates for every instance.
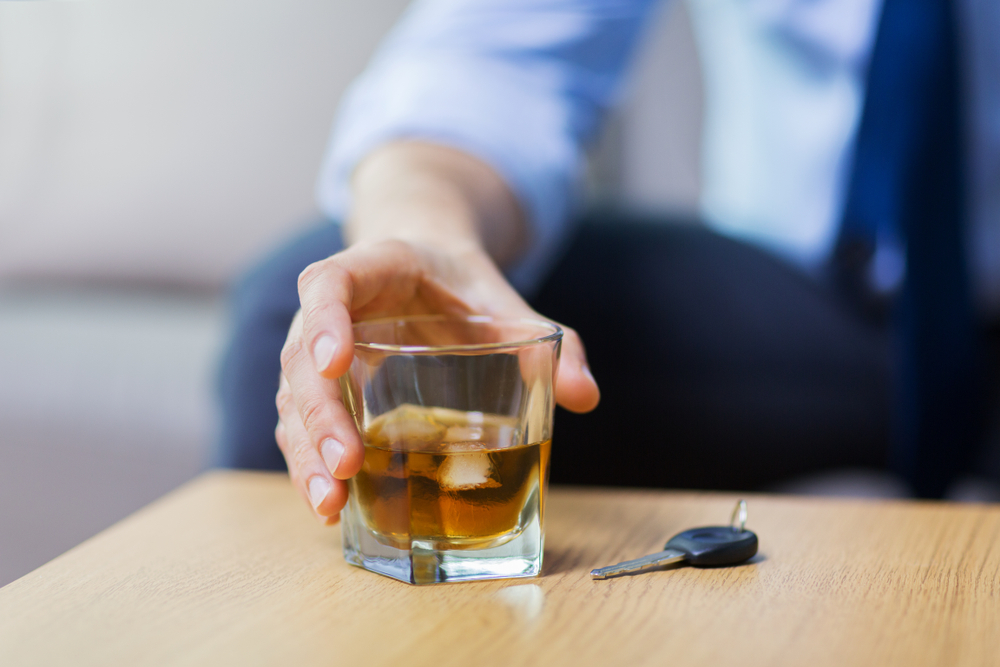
[839,0,983,497]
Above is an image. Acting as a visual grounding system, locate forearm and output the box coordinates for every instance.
[345,141,527,268]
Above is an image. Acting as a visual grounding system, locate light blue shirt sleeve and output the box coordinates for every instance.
[315,0,660,293]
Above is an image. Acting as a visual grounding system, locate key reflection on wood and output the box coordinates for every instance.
[493,584,545,622]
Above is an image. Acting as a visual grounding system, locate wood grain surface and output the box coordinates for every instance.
[1,471,999,666]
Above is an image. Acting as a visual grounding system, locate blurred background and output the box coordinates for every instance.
[1,0,997,588]
[0,0,703,587]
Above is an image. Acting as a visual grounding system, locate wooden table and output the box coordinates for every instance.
[1,471,999,666]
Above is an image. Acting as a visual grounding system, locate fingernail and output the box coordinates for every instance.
[307,476,331,510]
[321,438,345,477]
[313,335,337,373]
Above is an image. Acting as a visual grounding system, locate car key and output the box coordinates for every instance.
[590,499,758,580]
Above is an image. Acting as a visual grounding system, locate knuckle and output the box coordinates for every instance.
[297,260,327,294]
[279,337,304,372]
[290,437,316,474]
[277,426,314,484]
[297,394,328,434]
[377,238,412,255]
[298,259,349,298]
[275,388,294,416]
[297,262,351,330]
[301,299,336,332]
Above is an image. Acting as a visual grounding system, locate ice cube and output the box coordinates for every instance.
[442,425,485,443]
[491,424,518,449]
[437,450,501,490]
[431,407,484,425]
[370,404,446,449]
[437,440,486,453]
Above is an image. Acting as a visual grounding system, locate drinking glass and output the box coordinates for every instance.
[338,315,562,585]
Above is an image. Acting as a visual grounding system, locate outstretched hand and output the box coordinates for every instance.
[274,142,600,524]
[275,239,599,524]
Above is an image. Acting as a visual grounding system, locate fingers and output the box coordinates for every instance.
[297,241,428,380]
[276,375,349,524]
[279,316,365,482]
[296,259,357,380]
[553,325,600,414]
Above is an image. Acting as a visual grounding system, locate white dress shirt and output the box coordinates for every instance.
[316,0,1000,308]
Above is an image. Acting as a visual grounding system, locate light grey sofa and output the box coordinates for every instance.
[0,0,705,587]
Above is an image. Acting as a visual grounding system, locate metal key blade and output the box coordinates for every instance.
[590,548,687,580]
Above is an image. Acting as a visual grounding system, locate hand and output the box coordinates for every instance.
[274,143,600,524]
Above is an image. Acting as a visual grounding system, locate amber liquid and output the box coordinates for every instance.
[351,405,551,550]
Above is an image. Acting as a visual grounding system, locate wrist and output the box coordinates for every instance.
[346,141,525,266]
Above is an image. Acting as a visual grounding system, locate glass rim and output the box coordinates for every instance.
[351,314,563,353]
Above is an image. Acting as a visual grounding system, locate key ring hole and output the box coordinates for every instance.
[730,499,748,533]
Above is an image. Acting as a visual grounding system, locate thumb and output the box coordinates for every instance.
[554,325,600,413]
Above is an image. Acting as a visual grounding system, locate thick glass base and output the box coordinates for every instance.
[341,500,543,585]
